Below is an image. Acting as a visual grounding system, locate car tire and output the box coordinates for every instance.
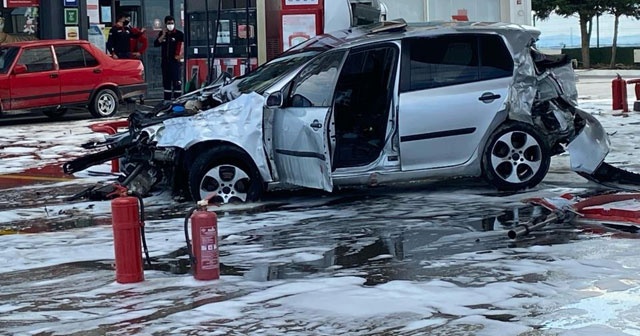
[482,122,551,191]
[89,88,118,118]
[43,107,67,119]
[188,146,263,204]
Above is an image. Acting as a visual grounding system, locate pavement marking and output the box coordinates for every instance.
[0,175,73,182]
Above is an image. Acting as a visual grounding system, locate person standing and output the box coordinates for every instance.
[106,13,133,59]
[154,15,184,102]
[129,27,148,59]
[128,22,148,59]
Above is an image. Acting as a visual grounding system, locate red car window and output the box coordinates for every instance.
[0,46,19,74]
[55,45,99,70]
[18,47,54,73]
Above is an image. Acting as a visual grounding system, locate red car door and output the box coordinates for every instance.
[54,44,100,104]
[9,46,60,110]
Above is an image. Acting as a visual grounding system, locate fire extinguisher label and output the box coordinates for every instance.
[200,227,219,270]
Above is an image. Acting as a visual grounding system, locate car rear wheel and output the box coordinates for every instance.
[43,107,67,119]
[89,88,118,118]
[482,122,551,191]
[188,146,263,204]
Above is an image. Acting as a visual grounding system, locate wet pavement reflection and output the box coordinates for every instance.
[0,180,599,334]
[217,190,581,285]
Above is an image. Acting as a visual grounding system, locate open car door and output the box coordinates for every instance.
[272,50,347,191]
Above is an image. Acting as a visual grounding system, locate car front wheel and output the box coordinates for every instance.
[89,88,118,118]
[188,146,263,204]
[482,122,551,191]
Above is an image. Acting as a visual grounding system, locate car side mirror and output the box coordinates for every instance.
[265,91,283,108]
[13,64,27,75]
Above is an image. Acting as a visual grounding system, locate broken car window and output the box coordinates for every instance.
[289,50,346,107]
[235,50,320,95]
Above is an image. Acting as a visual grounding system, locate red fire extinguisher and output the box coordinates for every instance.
[612,73,628,112]
[184,199,219,280]
[111,185,144,284]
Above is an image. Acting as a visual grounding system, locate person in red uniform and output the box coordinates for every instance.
[154,15,184,101]
[129,25,148,59]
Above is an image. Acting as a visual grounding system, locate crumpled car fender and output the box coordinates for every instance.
[508,46,609,175]
[566,108,610,174]
[156,92,273,183]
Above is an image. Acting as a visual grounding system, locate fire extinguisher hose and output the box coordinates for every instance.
[133,192,152,266]
[184,206,198,266]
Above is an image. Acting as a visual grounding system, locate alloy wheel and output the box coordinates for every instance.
[489,130,543,184]
[97,93,116,116]
[198,164,251,203]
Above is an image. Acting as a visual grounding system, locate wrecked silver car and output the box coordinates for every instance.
[65,21,611,203]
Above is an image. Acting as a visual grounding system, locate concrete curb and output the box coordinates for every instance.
[575,69,640,78]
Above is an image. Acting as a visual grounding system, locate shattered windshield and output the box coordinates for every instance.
[235,50,320,94]
[0,47,18,74]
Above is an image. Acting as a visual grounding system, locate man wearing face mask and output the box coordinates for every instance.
[106,13,134,59]
[154,16,184,102]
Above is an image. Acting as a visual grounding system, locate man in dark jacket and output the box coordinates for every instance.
[154,15,184,101]
[106,13,136,59]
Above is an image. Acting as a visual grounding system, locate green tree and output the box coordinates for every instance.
[606,0,640,68]
[532,0,559,18]
[533,0,605,68]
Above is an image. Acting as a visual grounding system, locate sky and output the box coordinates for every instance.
[535,13,640,48]
[1,71,640,335]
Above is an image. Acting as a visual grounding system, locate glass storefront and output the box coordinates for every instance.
[142,0,172,94]
[97,0,181,97]
[0,5,39,44]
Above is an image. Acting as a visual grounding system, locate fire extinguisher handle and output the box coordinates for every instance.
[199,192,219,206]
[184,206,199,265]
[107,183,129,199]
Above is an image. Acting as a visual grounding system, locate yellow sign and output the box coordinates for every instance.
[65,26,79,40]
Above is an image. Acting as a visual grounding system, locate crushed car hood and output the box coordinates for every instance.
[157,92,271,179]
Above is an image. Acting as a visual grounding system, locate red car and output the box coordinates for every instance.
[0,39,146,118]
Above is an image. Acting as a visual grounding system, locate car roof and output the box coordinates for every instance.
[286,20,540,55]
[1,39,91,48]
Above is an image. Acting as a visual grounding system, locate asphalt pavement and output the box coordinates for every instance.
[2,77,640,335]
[0,99,162,127]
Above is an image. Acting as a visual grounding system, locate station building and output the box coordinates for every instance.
[0,0,531,98]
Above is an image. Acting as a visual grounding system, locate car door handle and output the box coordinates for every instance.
[49,73,58,78]
[93,68,102,73]
[310,119,322,130]
[478,92,501,103]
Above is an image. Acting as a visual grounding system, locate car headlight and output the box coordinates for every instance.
[140,125,164,143]
[154,126,165,142]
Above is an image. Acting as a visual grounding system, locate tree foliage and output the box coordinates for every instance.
[605,0,640,67]
[532,0,559,19]
[532,0,606,68]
